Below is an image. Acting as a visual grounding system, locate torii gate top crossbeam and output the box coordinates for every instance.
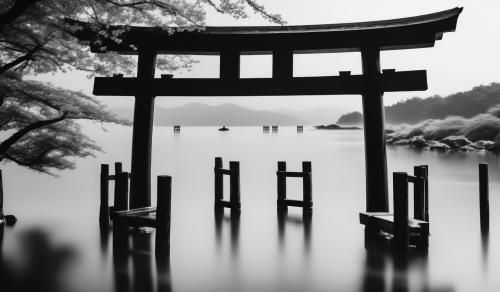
[69,7,462,54]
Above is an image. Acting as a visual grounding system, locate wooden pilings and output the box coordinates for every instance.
[297,125,303,133]
[263,125,270,132]
[272,125,278,133]
[276,161,313,213]
[360,166,429,250]
[100,162,130,222]
[173,125,181,133]
[214,157,241,210]
[479,163,489,231]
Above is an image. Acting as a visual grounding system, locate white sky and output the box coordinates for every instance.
[36,0,500,112]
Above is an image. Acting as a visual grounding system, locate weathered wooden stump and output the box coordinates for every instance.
[263,125,270,132]
[297,125,304,133]
[173,125,181,133]
[276,161,313,213]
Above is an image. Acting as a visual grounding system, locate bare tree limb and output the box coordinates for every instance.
[0,114,66,155]
[0,0,40,25]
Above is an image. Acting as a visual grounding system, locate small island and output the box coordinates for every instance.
[315,124,361,130]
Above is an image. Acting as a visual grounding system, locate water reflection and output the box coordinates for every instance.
[0,228,75,292]
[100,223,172,292]
[277,209,312,254]
[361,236,453,292]
[214,207,240,257]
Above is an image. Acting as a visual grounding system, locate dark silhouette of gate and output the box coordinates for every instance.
[70,7,462,212]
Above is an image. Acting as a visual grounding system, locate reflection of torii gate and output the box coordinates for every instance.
[71,8,461,212]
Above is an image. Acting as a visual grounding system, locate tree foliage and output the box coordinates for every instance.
[0,0,283,174]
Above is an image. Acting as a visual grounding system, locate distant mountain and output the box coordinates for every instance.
[336,83,500,125]
[279,107,345,125]
[112,103,303,126]
[336,111,363,125]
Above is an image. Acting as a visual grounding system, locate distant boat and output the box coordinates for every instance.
[218,126,229,131]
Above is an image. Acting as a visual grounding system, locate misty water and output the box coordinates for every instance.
[2,125,500,292]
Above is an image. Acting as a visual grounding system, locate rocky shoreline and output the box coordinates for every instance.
[386,131,500,152]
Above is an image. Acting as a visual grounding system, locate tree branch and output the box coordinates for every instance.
[4,146,60,166]
[0,0,40,26]
[0,49,35,73]
[0,114,66,156]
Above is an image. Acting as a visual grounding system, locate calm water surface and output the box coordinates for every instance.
[2,126,500,292]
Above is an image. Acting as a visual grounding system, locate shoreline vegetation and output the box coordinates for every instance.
[334,83,500,152]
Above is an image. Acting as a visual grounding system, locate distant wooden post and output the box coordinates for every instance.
[272,125,278,132]
[214,157,223,207]
[100,164,109,222]
[302,162,313,213]
[115,171,129,211]
[479,163,489,231]
[413,166,425,220]
[263,126,270,132]
[277,161,286,209]
[229,161,241,209]
[156,175,172,252]
[393,172,409,249]
[297,125,303,133]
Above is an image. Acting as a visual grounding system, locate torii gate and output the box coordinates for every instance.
[70,7,461,212]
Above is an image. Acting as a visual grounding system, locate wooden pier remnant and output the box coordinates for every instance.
[360,166,429,250]
[479,163,489,231]
[214,157,241,210]
[173,125,181,133]
[263,125,270,133]
[113,175,172,253]
[272,125,278,133]
[276,161,313,213]
[100,162,130,223]
[297,125,304,133]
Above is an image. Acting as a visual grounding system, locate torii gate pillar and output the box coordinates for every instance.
[130,49,157,209]
[361,47,389,212]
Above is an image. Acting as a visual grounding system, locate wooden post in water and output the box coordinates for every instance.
[0,170,3,222]
[100,164,109,222]
[422,165,429,222]
[413,166,425,221]
[302,161,313,213]
[393,172,409,249]
[277,161,286,210]
[361,47,389,213]
[115,171,129,211]
[479,163,489,231]
[214,157,223,207]
[229,161,241,210]
[156,175,171,253]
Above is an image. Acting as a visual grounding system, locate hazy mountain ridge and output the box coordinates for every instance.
[112,103,305,126]
[336,83,500,125]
